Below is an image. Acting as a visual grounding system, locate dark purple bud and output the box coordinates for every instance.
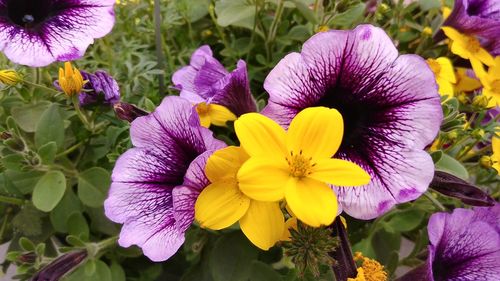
[329,219,357,281]
[31,250,87,281]
[0,131,12,140]
[18,252,37,264]
[430,171,496,206]
[79,70,121,107]
[113,102,148,123]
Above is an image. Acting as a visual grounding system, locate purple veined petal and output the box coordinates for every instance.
[78,70,120,106]
[427,207,500,281]
[262,24,442,219]
[210,60,257,116]
[443,0,500,40]
[130,96,212,154]
[0,0,116,67]
[335,149,434,220]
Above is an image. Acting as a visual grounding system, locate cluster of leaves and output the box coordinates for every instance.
[0,0,498,280]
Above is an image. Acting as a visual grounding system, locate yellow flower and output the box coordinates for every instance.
[476,57,500,107]
[348,252,388,281]
[427,57,456,97]
[235,107,370,227]
[58,62,84,97]
[442,27,495,74]
[195,146,285,250]
[195,102,236,128]
[0,69,22,86]
[454,67,482,93]
[422,27,433,36]
[492,134,500,173]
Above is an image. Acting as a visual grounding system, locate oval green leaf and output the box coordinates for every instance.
[32,171,66,212]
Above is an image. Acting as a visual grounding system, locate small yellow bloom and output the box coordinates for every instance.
[454,68,482,93]
[348,252,388,281]
[195,146,285,250]
[492,135,500,173]
[235,107,370,227]
[0,70,22,86]
[58,62,84,97]
[195,102,236,128]
[442,27,495,75]
[422,27,433,36]
[427,57,456,97]
[476,57,500,107]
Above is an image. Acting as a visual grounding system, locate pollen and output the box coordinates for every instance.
[465,36,481,53]
[286,151,314,178]
[348,252,388,281]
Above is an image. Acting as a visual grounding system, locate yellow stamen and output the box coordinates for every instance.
[348,252,388,281]
[286,152,314,178]
[58,62,84,97]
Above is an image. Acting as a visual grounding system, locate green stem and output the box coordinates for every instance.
[23,80,60,94]
[266,0,285,60]
[424,192,446,211]
[72,95,92,131]
[460,143,492,162]
[0,195,24,206]
[153,0,166,95]
[56,141,84,158]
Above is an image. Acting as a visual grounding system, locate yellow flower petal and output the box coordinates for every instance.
[476,48,495,66]
[208,104,237,126]
[195,179,250,230]
[309,158,370,187]
[240,201,285,250]
[436,57,456,83]
[285,177,338,227]
[199,113,211,128]
[442,27,465,45]
[281,217,298,241]
[436,78,455,96]
[286,107,344,159]
[455,68,482,92]
[234,113,287,158]
[237,157,289,201]
[205,146,248,182]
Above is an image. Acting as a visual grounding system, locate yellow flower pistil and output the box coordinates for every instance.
[195,146,284,250]
[454,67,482,93]
[348,252,388,281]
[58,62,84,97]
[0,69,22,86]
[427,58,456,97]
[442,27,495,75]
[235,107,370,227]
[476,57,500,107]
[492,134,500,173]
[195,102,237,128]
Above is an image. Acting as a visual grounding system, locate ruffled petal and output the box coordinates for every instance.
[240,201,285,250]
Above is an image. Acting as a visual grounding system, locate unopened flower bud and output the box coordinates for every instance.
[32,250,87,281]
[446,131,458,141]
[201,29,213,38]
[0,70,22,86]
[479,156,493,168]
[57,62,84,97]
[472,95,490,109]
[472,129,485,139]
[316,25,330,33]
[113,102,148,123]
[457,92,469,104]
[422,27,433,36]
[18,252,37,264]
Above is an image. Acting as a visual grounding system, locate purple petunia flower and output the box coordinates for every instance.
[261,24,442,219]
[172,45,257,116]
[0,0,115,67]
[79,70,120,106]
[104,96,225,261]
[398,205,500,281]
[443,0,500,56]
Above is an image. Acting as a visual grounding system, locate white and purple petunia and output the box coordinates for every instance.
[172,45,257,116]
[261,24,443,220]
[0,0,115,67]
[398,205,500,281]
[443,0,500,56]
[104,96,225,262]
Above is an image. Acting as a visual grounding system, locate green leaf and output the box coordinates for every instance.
[64,260,112,281]
[215,0,255,29]
[32,171,66,212]
[385,209,424,232]
[290,0,318,24]
[419,0,440,11]
[209,232,259,281]
[38,142,57,164]
[249,261,283,281]
[35,104,65,150]
[3,170,44,194]
[67,213,89,241]
[12,204,44,237]
[18,237,35,251]
[1,154,24,171]
[50,189,83,233]
[435,153,469,180]
[331,3,366,28]
[78,168,111,207]
[11,102,51,132]
[110,262,126,281]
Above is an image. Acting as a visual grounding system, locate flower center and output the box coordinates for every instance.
[427,59,441,75]
[196,102,210,115]
[465,36,481,53]
[286,152,314,178]
[7,0,52,27]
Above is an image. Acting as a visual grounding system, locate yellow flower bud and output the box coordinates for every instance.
[58,62,84,97]
[479,156,493,169]
[422,27,433,36]
[0,70,22,86]
[316,25,330,33]
[472,95,491,109]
